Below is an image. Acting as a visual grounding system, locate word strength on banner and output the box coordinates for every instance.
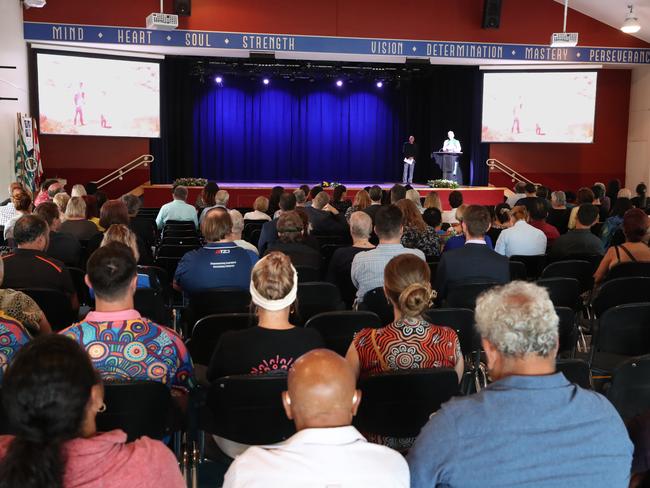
[24,22,650,65]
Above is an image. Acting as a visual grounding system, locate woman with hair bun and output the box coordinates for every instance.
[0,334,185,488]
[346,254,463,381]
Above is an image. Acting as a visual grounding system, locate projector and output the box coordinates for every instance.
[550,32,579,47]
[146,12,178,30]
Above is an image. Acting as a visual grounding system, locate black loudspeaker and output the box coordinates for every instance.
[482,0,502,29]
[174,0,191,16]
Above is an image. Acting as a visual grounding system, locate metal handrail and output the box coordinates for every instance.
[485,158,540,186]
[92,154,154,190]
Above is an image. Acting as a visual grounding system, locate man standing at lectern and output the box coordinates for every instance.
[402,135,417,185]
[443,131,461,153]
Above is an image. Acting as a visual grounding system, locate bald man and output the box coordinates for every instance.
[222,349,409,487]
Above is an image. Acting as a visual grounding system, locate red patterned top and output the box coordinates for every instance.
[353,317,462,376]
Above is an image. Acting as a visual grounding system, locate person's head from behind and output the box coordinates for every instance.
[215,190,229,207]
[228,209,245,238]
[636,182,647,198]
[101,224,140,261]
[201,207,232,243]
[406,189,421,208]
[514,181,526,194]
[47,182,63,198]
[448,190,463,209]
[250,252,297,316]
[576,204,599,229]
[83,182,97,196]
[40,178,57,193]
[14,215,49,251]
[120,194,142,218]
[612,197,633,218]
[423,191,442,211]
[618,188,633,200]
[34,202,61,232]
[494,203,511,226]
[369,185,383,203]
[591,184,604,202]
[299,184,310,196]
[461,205,491,239]
[82,195,99,219]
[253,196,269,213]
[536,185,550,200]
[65,196,87,220]
[352,190,371,210]
[12,191,31,213]
[408,135,415,144]
[390,184,406,204]
[623,208,649,243]
[332,185,347,203]
[99,199,129,229]
[576,187,595,205]
[0,335,103,488]
[293,190,306,206]
[70,184,86,198]
[551,191,566,208]
[565,190,577,205]
[279,192,297,212]
[423,207,442,229]
[308,186,323,200]
[277,211,304,243]
[608,179,622,197]
[475,281,559,381]
[384,254,434,320]
[52,193,70,216]
[529,199,549,222]
[374,205,403,241]
[283,349,360,431]
[86,242,137,305]
[201,181,219,207]
[172,185,188,202]
[312,191,330,210]
[395,198,426,232]
[510,205,529,224]
[523,183,536,196]
[349,211,372,241]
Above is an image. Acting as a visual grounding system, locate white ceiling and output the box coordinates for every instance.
[555,0,650,43]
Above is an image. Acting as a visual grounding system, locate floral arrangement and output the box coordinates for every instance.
[173,177,208,187]
[321,181,341,188]
[427,179,460,189]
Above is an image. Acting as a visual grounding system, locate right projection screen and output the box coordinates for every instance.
[481,71,597,143]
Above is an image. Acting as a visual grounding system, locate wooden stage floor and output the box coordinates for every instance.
[142,182,506,209]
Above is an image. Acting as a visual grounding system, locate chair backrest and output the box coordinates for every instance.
[295,265,321,283]
[187,313,255,366]
[606,262,650,281]
[556,359,592,389]
[361,287,394,326]
[18,288,77,332]
[161,229,198,239]
[595,303,650,357]
[156,244,199,259]
[67,266,91,306]
[446,281,499,310]
[304,311,382,356]
[295,282,345,326]
[510,254,547,280]
[202,374,295,444]
[592,277,650,317]
[354,369,459,437]
[541,260,594,294]
[160,236,202,247]
[555,306,578,356]
[153,256,182,278]
[509,260,527,281]
[134,288,172,327]
[424,308,479,358]
[607,354,650,420]
[536,277,581,310]
[188,288,252,323]
[560,253,603,272]
[164,220,196,228]
[427,262,438,287]
[96,381,173,441]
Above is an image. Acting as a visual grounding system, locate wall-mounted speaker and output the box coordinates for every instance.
[482,0,502,29]
[174,0,191,16]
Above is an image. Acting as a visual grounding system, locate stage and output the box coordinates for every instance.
[142,183,506,209]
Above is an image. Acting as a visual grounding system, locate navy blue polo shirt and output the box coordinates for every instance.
[174,242,258,295]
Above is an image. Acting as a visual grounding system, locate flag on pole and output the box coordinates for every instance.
[14,113,43,194]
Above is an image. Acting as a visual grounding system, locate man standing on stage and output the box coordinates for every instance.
[73,82,86,126]
[443,131,461,153]
[402,135,417,185]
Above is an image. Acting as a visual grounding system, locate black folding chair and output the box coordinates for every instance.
[68,266,91,307]
[161,229,198,239]
[555,306,578,357]
[427,262,438,287]
[164,220,196,229]
[186,313,255,366]
[509,260,527,281]
[541,260,594,294]
[18,288,77,331]
[243,221,265,246]
[445,281,499,310]
[134,288,173,327]
[304,311,382,356]
[188,288,252,326]
[361,287,394,326]
[354,369,459,438]
[295,265,321,283]
[607,354,650,420]
[160,236,202,247]
[606,262,650,281]
[153,256,182,279]
[295,282,345,326]
[424,308,479,360]
[536,277,581,310]
[510,254,547,280]
[156,244,199,259]
[556,359,592,390]
[592,277,650,318]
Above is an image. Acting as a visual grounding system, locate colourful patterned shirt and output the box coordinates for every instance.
[0,312,30,383]
[353,317,461,376]
[61,309,194,391]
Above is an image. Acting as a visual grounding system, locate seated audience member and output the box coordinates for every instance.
[406,188,424,213]
[34,180,62,207]
[514,182,540,212]
[396,199,441,257]
[486,203,511,244]
[565,190,577,207]
[266,211,322,269]
[155,185,198,229]
[594,182,610,214]
[363,185,384,223]
[547,190,570,234]
[34,202,82,267]
[0,258,51,335]
[52,192,70,217]
[444,205,494,252]
[0,184,25,226]
[258,192,297,254]
[200,189,230,222]
[244,196,272,221]
[619,187,633,200]
[549,204,605,261]
[347,254,463,379]
[632,182,648,210]
[442,190,463,224]
[82,194,101,229]
[0,312,30,383]
[495,205,547,257]
[390,184,406,204]
[3,191,32,240]
[331,185,351,214]
[293,189,307,207]
[268,186,285,215]
[528,198,560,247]
[601,197,634,248]
[505,181,527,208]
[228,209,259,254]
[100,224,157,291]
[435,205,509,301]
[195,181,218,211]
[207,252,323,381]
[345,189,371,222]
[352,205,425,304]
[408,281,633,488]
[0,335,186,487]
[70,183,87,198]
[304,185,322,208]
[0,182,23,208]
[592,184,609,222]
[327,211,374,285]
[2,215,78,311]
[174,208,258,294]
[222,349,409,488]
[299,184,310,199]
[594,208,650,284]
[60,196,100,241]
[568,187,595,230]
[423,207,443,232]
[423,191,442,212]
[31,178,55,207]
[62,243,193,392]
[84,181,98,196]
[122,193,155,251]
[304,191,348,236]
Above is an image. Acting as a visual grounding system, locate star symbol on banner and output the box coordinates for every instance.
[412,46,417,52]
[576,52,581,57]
[511,49,516,55]
[98,32,103,39]
[166,35,172,41]
[224,38,230,45]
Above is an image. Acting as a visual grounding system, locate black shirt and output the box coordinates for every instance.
[1,248,75,296]
[547,208,570,235]
[549,229,605,260]
[47,231,82,268]
[327,246,371,283]
[59,219,100,242]
[403,142,418,159]
[207,326,324,380]
[265,241,322,269]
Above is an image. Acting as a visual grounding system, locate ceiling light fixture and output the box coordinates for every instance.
[621,4,641,34]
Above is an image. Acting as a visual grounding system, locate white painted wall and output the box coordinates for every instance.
[626,66,650,191]
[0,1,29,201]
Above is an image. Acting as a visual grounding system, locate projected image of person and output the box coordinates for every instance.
[511,96,523,134]
[73,82,86,126]
[402,135,417,185]
[100,90,112,129]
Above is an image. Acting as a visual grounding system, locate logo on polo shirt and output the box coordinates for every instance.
[214,249,231,254]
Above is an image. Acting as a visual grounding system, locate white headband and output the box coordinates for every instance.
[250,263,298,311]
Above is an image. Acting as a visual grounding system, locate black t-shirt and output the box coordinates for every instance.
[47,231,82,268]
[1,249,75,296]
[403,142,418,159]
[547,208,570,235]
[207,326,324,381]
[326,246,371,283]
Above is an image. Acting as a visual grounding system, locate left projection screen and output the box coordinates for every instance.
[37,52,160,138]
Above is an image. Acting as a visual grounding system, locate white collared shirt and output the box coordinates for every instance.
[222,426,409,488]
[494,219,547,257]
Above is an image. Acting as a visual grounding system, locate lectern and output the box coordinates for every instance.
[432,152,462,184]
